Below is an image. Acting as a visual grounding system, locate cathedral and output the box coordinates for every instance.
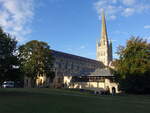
[24,12,118,94]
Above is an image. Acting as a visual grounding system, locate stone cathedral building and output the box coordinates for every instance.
[25,12,118,94]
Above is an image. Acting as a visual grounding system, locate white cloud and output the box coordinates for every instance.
[94,0,122,20]
[122,0,136,6]
[143,36,150,41]
[94,0,150,20]
[110,15,116,20]
[146,37,150,40]
[144,25,150,29]
[147,37,150,40]
[67,48,73,51]
[122,8,135,16]
[109,39,117,42]
[113,30,128,35]
[0,0,34,42]
[80,45,86,49]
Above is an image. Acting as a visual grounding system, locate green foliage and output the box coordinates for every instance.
[0,27,20,82]
[19,40,54,83]
[115,37,150,94]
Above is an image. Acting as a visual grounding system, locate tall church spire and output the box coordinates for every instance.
[101,10,108,46]
[96,10,112,66]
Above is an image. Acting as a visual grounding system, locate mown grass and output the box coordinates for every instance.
[0,88,150,113]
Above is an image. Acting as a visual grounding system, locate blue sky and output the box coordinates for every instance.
[0,0,150,59]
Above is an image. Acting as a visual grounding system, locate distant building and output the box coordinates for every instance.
[24,11,118,94]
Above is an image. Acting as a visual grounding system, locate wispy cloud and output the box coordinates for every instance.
[0,0,35,42]
[94,0,150,20]
[122,0,136,6]
[144,25,150,29]
[122,8,135,17]
[109,39,117,43]
[113,30,128,35]
[146,37,150,40]
[143,36,150,40]
[80,45,86,49]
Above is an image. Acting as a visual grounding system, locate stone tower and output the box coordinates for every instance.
[96,11,112,66]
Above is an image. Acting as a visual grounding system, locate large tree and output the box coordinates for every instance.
[19,40,54,87]
[115,37,150,94]
[0,27,19,82]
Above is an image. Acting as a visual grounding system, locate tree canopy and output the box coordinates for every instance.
[19,40,54,86]
[115,37,150,94]
[0,27,19,82]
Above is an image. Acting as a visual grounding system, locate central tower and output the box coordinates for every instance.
[96,11,112,66]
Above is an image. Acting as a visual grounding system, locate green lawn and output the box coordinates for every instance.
[0,88,150,113]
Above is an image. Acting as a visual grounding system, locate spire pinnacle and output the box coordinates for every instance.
[101,10,108,45]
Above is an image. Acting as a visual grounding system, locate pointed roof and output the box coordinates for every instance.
[100,10,109,44]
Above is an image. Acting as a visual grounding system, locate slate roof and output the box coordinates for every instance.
[51,50,113,77]
[51,50,102,65]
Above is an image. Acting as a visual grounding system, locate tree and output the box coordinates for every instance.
[115,37,150,94]
[0,27,19,82]
[18,40,54,87]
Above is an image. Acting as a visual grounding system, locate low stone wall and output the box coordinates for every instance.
[63,76,119,94]
[68,82,118,93]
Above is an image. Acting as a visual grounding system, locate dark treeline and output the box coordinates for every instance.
[0,28,20,82]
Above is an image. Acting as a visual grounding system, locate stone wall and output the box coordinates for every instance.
[63,76,119,94]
